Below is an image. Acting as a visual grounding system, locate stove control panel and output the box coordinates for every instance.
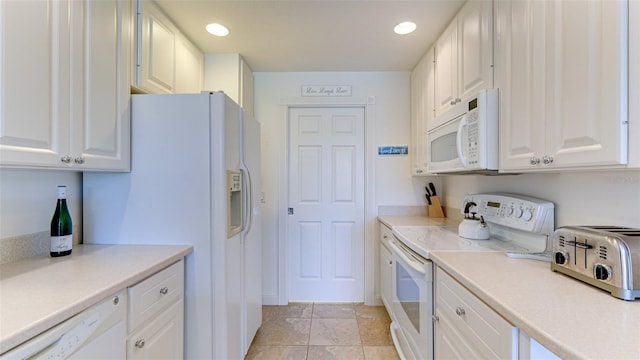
[461,193,555,236]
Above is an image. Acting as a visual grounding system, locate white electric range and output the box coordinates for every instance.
[388,193,555,360]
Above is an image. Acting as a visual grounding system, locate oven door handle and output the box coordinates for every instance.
[389,240,427,276]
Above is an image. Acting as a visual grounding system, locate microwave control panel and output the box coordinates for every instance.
[465,111,479,165]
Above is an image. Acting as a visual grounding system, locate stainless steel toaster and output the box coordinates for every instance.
[551,226,640,300]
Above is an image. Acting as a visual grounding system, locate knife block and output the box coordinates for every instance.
[427,196,446,218]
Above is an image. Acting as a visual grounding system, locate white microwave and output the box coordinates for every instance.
[426,89,498,173]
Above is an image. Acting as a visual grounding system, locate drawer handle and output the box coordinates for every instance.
[160,287,169,295]
[135,339,145,348]
[455,307,466,316]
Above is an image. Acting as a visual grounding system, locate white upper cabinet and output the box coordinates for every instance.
[410,48,434,176]
[497,0,629,171]
[204,54,255,115]
[70,0,132,171]
[0,0,131,171]
[134,0,203,94]
[0,0,70,167]
[175,33,204,94]
[435,0,493,116]
[630,0,640,168]
[136,0,176,94]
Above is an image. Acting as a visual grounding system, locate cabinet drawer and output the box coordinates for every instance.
[436,268,516,359]
[129,260,184,332]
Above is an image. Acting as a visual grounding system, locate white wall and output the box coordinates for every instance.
[0,169,82,240]
[254,71,419,304]
[435,171,640,228]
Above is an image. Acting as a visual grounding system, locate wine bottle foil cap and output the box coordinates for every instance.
[57,185,67,199]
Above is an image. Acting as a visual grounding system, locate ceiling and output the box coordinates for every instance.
[154,0,466,72]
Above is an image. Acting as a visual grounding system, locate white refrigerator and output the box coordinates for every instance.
[83,92,262,359]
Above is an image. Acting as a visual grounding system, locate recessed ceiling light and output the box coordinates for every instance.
[394,21,416,35]
[206,23,229,37]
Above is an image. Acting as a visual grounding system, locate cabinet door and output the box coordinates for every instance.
[630,0,640,168]
[70,0,131,171]
[379,243,392,311]
[545,0,628,168]
[175,33,204,94]
[0,0,70,167]
[127,299,184,359]
[496,0,548,171]
[137,0,176,94]
[457,0,493,101]
[410,54,427,175]
[435,312,478,360]
[240,58,254,116]
[435,19,458,116]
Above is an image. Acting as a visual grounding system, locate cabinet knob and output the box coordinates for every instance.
[455,307,466,316]
[60,156,71,164]
[455,98,462,104]
[74,157,85,164]
[432,314,440,322]
[529,157,540,165]
[389,260,393,265]
[542,155,554,165]
[112,296,119,305]
[135,339,145,348]
[160,287,169,295]
[450,100,456,105]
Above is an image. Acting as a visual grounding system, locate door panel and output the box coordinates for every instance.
[496,0,547,170]
[288,107,365,301]
[546,0,627,166]
[0,0,69,166]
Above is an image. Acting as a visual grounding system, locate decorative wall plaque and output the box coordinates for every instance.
[301,85,352,97]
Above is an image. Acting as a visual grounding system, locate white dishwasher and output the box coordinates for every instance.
[1,291,127,360]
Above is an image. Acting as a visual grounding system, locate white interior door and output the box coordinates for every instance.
[288,106,365,302]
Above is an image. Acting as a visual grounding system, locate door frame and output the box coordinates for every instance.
[277,96,377,305]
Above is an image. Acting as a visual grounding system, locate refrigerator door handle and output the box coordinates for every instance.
[241,167,253,234]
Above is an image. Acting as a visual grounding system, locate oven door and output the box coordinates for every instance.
[427,114,467,173]
[389,238,433,360]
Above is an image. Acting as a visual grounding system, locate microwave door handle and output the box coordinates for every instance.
[456,115,468,167]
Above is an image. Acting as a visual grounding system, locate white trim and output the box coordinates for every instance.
[277,96,377,305]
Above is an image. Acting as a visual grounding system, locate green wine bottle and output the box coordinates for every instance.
[50,185,72,257]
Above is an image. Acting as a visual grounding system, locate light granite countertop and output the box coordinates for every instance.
[380,216,640,359]
[378,215,460,229]
[431,251,640,359]
[0,244,192,354]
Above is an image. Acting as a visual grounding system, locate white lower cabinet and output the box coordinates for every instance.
[127,300,184,359]
[379,222,393,312]
[127,260,185,359]
[434,267,517,359]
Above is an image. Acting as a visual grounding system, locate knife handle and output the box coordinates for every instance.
[429,182,437,196]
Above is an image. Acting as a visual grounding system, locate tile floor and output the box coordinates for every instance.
[245,303,400,360]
